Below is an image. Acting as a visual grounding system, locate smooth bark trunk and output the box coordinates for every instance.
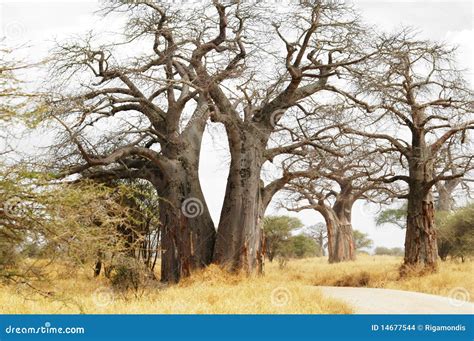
[213,133,265,273]
[321,202,355,263]
[435,178,459,211]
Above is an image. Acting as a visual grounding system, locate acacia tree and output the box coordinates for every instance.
[333,33,474,271]
[190,0,375,272]
[353,230,373,251]
[263,216,302,262]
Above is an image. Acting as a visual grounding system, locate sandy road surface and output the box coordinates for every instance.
[318,286,474,314]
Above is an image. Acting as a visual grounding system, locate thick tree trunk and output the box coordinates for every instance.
[319,199,355,264]
[324,209,355,263]
[435,178,460,212]
[404,185,438,271]
[213,133,265,274]
[436,185,452,212]
[158,157,216,283]
[401,116,440,273]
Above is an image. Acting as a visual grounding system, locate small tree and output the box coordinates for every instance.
[301,223,327,257]
[353,230,373,251]
[376,204,407,229]
[437,204,474,261]
[263,216,302,262]
[286,235,320,259]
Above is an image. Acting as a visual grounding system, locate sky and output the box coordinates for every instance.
[1,0,473,250]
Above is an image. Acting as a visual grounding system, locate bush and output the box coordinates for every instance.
[284,235,320,259]
[374,246,404,256]
[108,256,154,294]
[353,230,373,251]
[437,204,474,261]
[263,216,303,261]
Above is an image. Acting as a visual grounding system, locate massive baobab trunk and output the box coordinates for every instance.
[322,202,355,263]
[403,142,438,271]
[158,121,216,282]
[158,165,215,283]
[190,0,364,275]
[435,178,460,212]
[404,182,438,270]
[213,132,265,273]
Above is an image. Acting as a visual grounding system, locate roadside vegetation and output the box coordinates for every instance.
[0,255,471,314]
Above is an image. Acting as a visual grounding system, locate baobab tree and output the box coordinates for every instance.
[283,136,394,262]
[434,143,473,212]
[45,2,233,282]
[45,0,378,280]
[331,33,474,271]
[190,0,376,272]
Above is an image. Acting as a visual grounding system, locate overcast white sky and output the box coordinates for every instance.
[1,0,473,249]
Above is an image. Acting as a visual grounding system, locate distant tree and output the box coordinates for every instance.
[376,204,407,229]
[374,246,404,256]
[353,230,373,251]
[335,33,474,271]
[301,223,327,257]
[263,216,302,262]
[284,137,393,263]
[286,235,320,259]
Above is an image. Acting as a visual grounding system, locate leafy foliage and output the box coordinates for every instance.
[285,235,320,259]
[376,204,407,229]
[263,216,302,262]
[353,230,373,251]
[436,204,474,261]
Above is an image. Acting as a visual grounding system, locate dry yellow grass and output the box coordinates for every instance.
[280,254,474,300]
[0,255,471,314]
[0,263,350,314]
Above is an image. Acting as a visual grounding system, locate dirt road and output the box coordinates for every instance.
[318,286,474,314]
